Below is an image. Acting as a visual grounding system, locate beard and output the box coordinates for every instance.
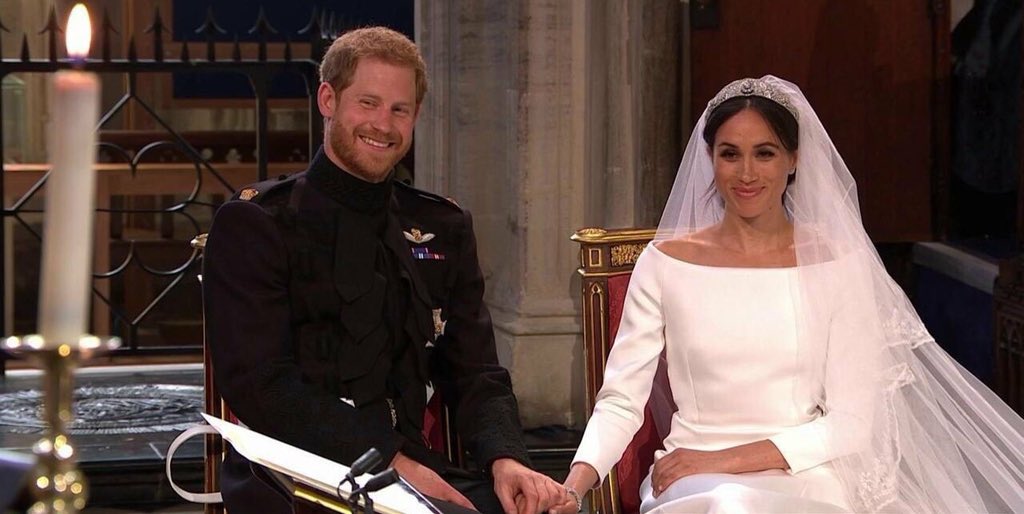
[328,122,408,182]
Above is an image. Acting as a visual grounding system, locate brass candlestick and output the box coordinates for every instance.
[2,335,120,514]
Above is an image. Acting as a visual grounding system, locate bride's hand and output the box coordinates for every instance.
[651,448,727,497]
[652,440,787,496]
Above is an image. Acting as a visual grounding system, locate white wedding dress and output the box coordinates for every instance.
[573,243,866,513]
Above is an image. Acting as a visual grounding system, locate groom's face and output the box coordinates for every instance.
[317,58,419,183]
[711,108,797,222]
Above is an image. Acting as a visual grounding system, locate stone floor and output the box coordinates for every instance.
[0,363,205,512]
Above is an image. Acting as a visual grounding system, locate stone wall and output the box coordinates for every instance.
[415,0,687,428]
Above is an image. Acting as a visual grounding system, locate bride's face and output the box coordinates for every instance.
[710,108,797,222]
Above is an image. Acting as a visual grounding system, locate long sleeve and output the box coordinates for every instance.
[204,200,406,467]
[768,257,881,473]
[435,210,530,469]
[572,248,666,481]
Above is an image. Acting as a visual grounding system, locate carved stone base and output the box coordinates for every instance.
[491,308,583,429]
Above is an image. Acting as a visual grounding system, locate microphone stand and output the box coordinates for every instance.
[338,448,382,514]
[349,468,400,514]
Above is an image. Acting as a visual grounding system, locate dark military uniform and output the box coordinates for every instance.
[203,148,529,514]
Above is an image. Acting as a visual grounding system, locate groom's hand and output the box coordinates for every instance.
[491,458,566,513]
[391,451,477,511]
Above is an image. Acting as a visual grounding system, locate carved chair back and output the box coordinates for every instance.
[572,227,662,514]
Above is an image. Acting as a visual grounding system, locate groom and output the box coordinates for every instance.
[203,26,566,514]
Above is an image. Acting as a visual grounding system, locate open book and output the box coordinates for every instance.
[202,414,439,514]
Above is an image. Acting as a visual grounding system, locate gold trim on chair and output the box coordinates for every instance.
[610,243,646,267]
[573,226,655,514]
[582,281,607,414]
[571,228,658,244]
[576,269,637,279]
[572,228,656,278]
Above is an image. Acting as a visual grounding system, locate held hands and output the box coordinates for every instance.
[548,462,598,514]
[491,458,569,514]
[390,452,477,511]
[546,489,583,514]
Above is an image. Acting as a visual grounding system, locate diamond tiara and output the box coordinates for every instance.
[706,77,799,122]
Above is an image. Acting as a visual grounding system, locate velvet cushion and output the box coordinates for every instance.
[607,274,665,514]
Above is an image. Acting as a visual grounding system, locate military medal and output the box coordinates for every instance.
[406,227,446,260]
[432,308,446,338]
[238,188,259,201]
[412,247,446,260]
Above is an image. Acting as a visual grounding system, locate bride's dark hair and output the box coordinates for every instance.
[702,96,799,153]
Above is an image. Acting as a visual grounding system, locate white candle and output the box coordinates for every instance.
[38,4,100,345]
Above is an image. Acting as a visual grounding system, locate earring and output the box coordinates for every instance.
[789,168,796,175]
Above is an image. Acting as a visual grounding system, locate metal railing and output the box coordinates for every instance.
[0,5,344,371]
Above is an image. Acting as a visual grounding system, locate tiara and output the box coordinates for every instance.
[706,77,799,121]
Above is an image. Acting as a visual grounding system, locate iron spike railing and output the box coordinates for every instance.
[0,4,348,373]
[196,6,227,62]
[40,6,61,63]
[249,6,278,63]
[143,7,166,62]
[100,8,117,63]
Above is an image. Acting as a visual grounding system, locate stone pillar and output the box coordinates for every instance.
[415,0,685,428]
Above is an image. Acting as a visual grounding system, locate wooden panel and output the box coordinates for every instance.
[691,1,946,242]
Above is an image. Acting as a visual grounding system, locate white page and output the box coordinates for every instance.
[203,414,436,513]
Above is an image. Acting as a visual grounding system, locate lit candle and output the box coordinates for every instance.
[38,4,101,345]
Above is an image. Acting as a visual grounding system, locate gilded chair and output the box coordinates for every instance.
[572,227,661,514]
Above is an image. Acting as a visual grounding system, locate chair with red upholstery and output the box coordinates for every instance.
[572,227,661,514]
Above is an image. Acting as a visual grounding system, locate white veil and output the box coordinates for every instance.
[656,75,1024,513]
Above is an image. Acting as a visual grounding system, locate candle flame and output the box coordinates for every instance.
[65,4,92,60]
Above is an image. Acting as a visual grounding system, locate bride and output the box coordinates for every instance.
[552,76,1024,513]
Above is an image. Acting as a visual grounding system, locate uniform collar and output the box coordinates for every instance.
[307,146,394,214]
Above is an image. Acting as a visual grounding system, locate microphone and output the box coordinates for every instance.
[349,468,400,514]
[355,468,399,494]
[349,448,383,478]
[336,448,383,506]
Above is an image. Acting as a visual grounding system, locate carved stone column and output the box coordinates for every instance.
[415,0,684,427]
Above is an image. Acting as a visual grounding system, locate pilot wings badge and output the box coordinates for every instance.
[404,228,435,244]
